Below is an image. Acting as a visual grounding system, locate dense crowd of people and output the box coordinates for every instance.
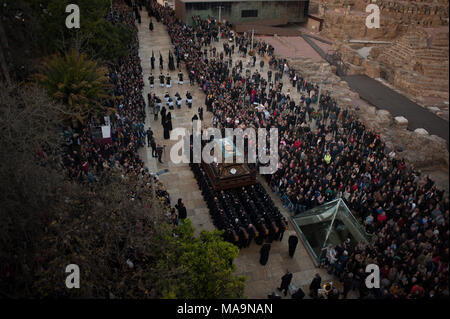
[143,3,290,248]
[52,0,449,299]
[145,0,448,298]
[61,2,172,216]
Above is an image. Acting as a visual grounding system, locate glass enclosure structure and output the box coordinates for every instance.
[290,198,370,265]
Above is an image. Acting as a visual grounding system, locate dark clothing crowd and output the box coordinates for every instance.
[147,0,449,299]
[191,162,288,248]
[61,2,172,214]
[143,3,289,248]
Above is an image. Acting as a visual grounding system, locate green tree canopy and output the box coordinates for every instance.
[0,83,64,298]
[0,83,246,299]
[28,0,135,62]
[87,18,135,61]
[0,0,135,82]
[31,174,247,299]
[156,220,247,299]
[35,48,114,125]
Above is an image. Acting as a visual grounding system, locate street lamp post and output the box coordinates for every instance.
[217,6,224,41]
[316,64,325,108]
[317,83,322,108]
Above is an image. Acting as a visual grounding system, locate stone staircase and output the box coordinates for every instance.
[376,29,449,100]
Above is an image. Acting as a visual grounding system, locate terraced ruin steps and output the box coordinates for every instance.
[376,29,449,99]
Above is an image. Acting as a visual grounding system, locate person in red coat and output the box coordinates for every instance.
[377,211,387,223]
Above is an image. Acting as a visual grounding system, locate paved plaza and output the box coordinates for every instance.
[137,13,342,299]
[344,75,449,146]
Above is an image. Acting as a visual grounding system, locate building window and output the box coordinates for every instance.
[191,3,209,11]
[241,10,258,18]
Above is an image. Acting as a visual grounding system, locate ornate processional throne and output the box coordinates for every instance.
[202,137,257,191]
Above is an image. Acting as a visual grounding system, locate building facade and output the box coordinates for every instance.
[174,0,309,26]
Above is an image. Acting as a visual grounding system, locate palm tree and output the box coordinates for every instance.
[35,49,113,125]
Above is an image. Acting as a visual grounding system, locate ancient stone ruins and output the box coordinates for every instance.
[287,0,450,190]
[309,0,449,121]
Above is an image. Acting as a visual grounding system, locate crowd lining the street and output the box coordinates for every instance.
[54,0,449,299]
[60,2,176,222]
[145,0,449,299]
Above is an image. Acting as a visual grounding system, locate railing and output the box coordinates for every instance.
[301,33,348,76]
[326,50,349,77]
[282,193,295,213]
[274,185,374,243]
[301,33,329,61]
[305,34,333,45]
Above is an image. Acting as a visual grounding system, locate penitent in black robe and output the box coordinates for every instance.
[288,235,299,258]
[259,243,271,265]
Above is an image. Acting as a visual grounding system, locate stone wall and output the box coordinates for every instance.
[332,42,382,78]
[375,0,449,28]
[320,10,403,40]
[312,0,449,41]
[305,16,322,32]
[310,0,449,118]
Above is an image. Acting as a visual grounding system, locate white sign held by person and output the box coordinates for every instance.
[65,264,80,289]
[365,264,380,289]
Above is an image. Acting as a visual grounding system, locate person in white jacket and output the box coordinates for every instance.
[325,244,337,266]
